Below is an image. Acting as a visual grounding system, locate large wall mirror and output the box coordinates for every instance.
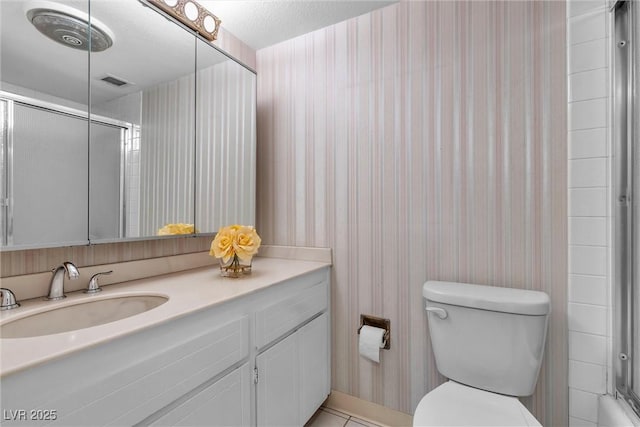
[0,0,90,248]
[0,0,256,249]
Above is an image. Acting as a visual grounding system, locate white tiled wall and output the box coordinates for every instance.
[567,1,612,426]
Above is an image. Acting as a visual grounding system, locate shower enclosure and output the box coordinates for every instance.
[613,0,640,417]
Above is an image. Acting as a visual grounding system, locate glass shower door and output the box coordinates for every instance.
[632,0,640,405]
[613,0,640,416]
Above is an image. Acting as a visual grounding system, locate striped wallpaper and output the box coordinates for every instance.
[117,57,256,236]
[140,75,195,236]
[213,27,257,71]
[256,1,567,425]
[195,61,257,232]
[0,236,213,277]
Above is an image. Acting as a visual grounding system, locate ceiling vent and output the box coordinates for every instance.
[100,75,130,87]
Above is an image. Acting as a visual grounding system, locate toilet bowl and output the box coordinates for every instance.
[413,281,550,427]
[413,381,541,426]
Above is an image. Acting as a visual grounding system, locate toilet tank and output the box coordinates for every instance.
[423,281,550,397]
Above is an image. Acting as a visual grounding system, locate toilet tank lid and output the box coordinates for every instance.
[423,281,550,315]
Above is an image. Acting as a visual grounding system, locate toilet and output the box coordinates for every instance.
[413,281,550,426]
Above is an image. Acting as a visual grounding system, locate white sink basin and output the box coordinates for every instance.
[0,295,168,339]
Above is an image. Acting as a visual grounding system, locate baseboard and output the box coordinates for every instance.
[323,390,413,427]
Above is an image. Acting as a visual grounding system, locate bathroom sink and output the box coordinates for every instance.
[0,295,168,339]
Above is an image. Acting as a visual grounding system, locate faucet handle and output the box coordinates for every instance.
[84,270,113,294]
[0,288,20,310]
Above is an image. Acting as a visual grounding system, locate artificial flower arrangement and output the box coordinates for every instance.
[210,225,261,277]
[157,223,196,235]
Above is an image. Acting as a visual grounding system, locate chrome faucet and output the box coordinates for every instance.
[84,270,112,294]
[0,288,20,310]
[46,262,80,300]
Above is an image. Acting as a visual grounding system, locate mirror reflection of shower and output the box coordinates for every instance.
[0,92,135,246]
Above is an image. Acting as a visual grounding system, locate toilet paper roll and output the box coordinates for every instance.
[359,325,386,363]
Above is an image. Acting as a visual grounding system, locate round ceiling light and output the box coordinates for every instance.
[203,15,215,32]
[184,2,199,21]
[27,8,113,52]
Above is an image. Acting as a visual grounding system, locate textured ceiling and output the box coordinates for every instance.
[199,1,398,50]
[1,0,228,105]
[1,0,397,106]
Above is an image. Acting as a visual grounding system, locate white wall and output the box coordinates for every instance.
[567,1,613,426]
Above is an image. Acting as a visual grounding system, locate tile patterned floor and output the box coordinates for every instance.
[305,407,384,427]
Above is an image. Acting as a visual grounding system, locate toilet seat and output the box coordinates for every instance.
[413,381,542,427]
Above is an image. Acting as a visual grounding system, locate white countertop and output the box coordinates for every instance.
[0,257,330,377]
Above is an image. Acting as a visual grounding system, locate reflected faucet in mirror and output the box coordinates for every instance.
[46,262,80,301]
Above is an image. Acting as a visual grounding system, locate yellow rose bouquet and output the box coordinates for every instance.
[210,225,261,277]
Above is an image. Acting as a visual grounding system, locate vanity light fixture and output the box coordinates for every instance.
[147,0,221,41]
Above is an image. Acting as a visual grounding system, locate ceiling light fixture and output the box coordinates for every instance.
[147,0,221,41]
[25,3,114,52]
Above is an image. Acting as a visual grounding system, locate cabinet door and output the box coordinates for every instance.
[299,312,330,423]
[256,332,300,427]
[150,364,251,426]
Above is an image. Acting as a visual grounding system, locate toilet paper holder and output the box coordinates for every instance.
[357,314,390,350]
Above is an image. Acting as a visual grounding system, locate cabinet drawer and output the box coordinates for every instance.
[255,278,328,350]
[0,315,250,426]
[149,363,251,426]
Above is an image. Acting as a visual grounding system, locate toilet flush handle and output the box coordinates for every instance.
[426,306,448,319]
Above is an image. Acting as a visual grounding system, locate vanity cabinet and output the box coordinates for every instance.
[0,265,330,427]
[254,277,330,427]
[1,312,251,426]
[256,312,330,427]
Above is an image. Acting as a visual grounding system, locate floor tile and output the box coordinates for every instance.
[346,419,383,427]
[321,407,351,419]
[306,409,349,427]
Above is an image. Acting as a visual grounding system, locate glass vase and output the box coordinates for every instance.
[219,254,252,278]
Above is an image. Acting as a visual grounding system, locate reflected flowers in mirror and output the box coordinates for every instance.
[157,223,196,235]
